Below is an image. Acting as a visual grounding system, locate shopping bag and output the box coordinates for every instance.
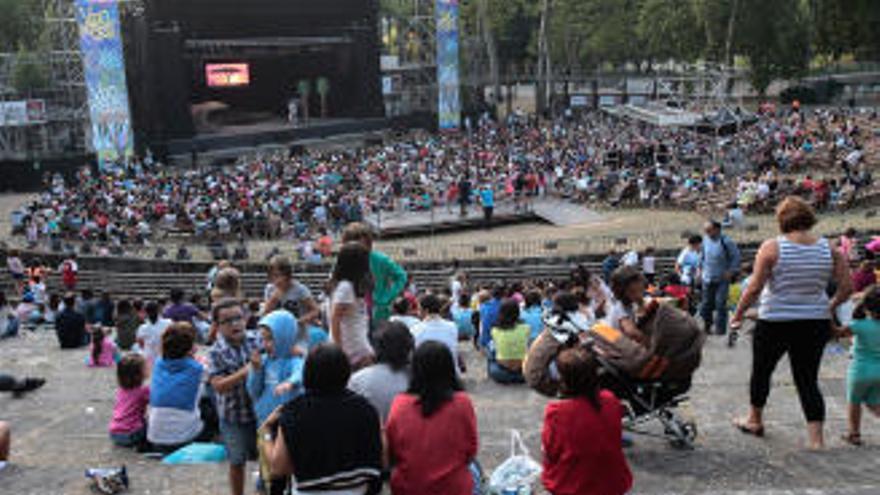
[487,430,542,495]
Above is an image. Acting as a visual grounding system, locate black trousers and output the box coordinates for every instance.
[750,319,830,422]
[0,374,14,391]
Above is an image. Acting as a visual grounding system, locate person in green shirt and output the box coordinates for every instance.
[488,299,529,384]
[342,223,408,324]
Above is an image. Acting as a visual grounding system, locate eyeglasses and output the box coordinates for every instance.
[218,314,244,325]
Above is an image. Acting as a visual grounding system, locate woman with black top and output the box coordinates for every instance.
[265,343,382,495]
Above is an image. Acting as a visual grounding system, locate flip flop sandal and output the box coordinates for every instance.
[842,433,863,446]
[733,418,765,437]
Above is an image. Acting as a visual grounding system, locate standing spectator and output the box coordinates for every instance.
[55,293,86,349]
[450,271,467,304]
[348,321,414,423]
[342,223,408,325]
[479,184,495,227]
[59,254,78,292]
[731,197,853,450]
[541,347,632,495]
[838,228,860,263]
[675,236,703,288]
[208,298,261,495]
[458,174,473,217]
[6,249,25,296]
[838,286,880,446]
[261,255,319,328]
[386,342,478,495]
[264,344,383,493]
[328,242,375,369]
[29,276,46,306]
[94,291,115,327]
[700,220,740,335]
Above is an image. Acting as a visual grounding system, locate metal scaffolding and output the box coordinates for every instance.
[0,0,88,161]
[380,0,437,117]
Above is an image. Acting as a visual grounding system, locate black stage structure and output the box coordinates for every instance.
[124,0,386,159]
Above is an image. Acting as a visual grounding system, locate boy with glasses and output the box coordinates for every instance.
[208,298,261,495]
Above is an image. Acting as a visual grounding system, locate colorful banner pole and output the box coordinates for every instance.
[435,0,461,130]
[75,0,134,168]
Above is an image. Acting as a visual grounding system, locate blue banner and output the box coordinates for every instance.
[435,0,461,130]
[76,0,134,167]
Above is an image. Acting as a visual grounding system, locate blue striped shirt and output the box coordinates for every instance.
[759,237,832,321]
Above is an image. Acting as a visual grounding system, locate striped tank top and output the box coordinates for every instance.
[758,236,833,321]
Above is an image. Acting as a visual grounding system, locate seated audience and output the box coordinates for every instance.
[488,299,530,384]
[386,341,478,495]
[348,321,414,422]
[541,347,632,495]
[55,293,87,349]
[109,354,150,449]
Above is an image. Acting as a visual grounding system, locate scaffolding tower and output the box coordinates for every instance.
[0,0,88,161]
[380,0,437,118]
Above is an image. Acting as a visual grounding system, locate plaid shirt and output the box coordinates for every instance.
[208,332,261,424]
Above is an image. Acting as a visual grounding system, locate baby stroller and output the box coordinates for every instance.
[525,304,703,450]
[586,335,698,450]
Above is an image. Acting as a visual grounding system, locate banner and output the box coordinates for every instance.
[0,100,46,126]
[75,0,134,167]
[435,0,461,130]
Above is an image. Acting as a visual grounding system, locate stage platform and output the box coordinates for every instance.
[165,117,391,158]
[366,198,604,239]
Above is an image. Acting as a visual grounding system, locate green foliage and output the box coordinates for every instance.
[637,0,703,64]
[11,46,49,94]
[0,0,44,52]
[738,0,809,94]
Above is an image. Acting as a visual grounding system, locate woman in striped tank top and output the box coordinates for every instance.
[730,197,853,450]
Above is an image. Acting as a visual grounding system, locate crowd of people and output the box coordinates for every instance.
[3,201,880,493]
[9,106,876,261]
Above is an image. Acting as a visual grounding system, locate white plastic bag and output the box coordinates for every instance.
[488,430,542,495]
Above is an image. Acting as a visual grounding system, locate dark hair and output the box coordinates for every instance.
[117,299,133,316]
[268,255,294,278]
[610,266,646,303]
[457,292,471,308]
[117,354,146,389]
[408,341,462,417]
[375,321,415,371]
[162,322,196,359]
[341,222,374,244]
[556,347,600,409]
[419,293,442,315]
[0,292,6,308]
[91,327,106,365]
[211,297,242,323]
[776,196,817,233]
[525,291,542,308]
[857,285,880,318]
[145,301,160,324]
[63,292,76,309]
[552,292,579,313]
[331,242,373,298]
[170,288,185,304]
[303,343,351,394]
[496,299,521,329]
[688,235,703,246]
[393,297,412,316]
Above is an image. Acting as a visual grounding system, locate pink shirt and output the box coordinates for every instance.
[88,339,118,367]
[109,386,150,434]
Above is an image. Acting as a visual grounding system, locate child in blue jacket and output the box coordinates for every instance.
[247,310,305,495]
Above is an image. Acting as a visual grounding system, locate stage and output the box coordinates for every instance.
[164,116,391,157]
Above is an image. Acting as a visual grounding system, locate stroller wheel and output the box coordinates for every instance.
[664,416,698,450]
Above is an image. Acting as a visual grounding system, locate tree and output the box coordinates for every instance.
[637,0,703,65]
[297,79,311,123]
[316,77,330,118]
[11,46,49,94]
[0,0,43,52]
[738,0,809,94]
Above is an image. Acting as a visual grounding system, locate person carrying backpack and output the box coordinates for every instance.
[700,220,741,337]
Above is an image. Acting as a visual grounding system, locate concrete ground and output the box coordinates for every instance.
[1,330,879,495]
